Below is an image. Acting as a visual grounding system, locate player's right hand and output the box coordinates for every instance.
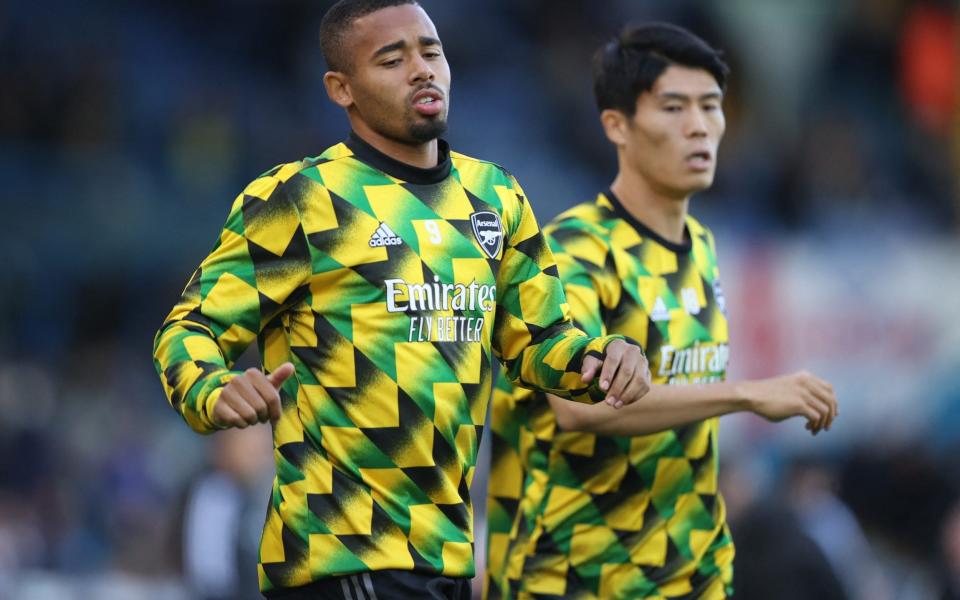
[581,339,651,409]
[743,370,838,435]
[212,362,295,429]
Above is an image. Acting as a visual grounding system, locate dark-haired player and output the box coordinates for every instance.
[152,1,652,598]
[485,23,838,600]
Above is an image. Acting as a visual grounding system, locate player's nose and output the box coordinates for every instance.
[409,54,435,85]
[685,111,708,137]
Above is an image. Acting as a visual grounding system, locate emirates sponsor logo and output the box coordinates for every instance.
[385,276,496,313]
[384,276,496,343]
[657,341,730,383]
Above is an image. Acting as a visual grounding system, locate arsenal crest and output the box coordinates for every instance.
[470,211,503,259]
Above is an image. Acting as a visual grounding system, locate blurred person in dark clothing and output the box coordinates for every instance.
[786,459,891,600]
[897,0,959,230]
[719,462,847,600]
[181,426,273,600]
[842,448,958,589]
[939,496,960,599]
[731,500,848,600]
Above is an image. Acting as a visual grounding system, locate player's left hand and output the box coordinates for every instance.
[581,340,650,408]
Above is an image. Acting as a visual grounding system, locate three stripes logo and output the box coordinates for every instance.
[339,572,379,599]
[369,222,403,247]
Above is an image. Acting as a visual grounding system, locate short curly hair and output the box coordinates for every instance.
[320,0,419,72]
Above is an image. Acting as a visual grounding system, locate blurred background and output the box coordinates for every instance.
[1,0,958,598]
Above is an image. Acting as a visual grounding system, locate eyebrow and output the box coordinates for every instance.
[373,39,406,58]
[372,36,442,59]
[659,91,724,102]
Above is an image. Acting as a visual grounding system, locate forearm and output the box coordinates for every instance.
[550,381,750,436]
[154,170,311,433]
[503,324,624,403]
[495,177,622,403]
[153,321,240,433]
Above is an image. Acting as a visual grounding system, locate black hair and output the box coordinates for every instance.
[593,22,729,115]
[320,0,418,72]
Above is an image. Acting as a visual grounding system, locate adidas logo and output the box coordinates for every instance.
[650,296,670,322]
[369,222,403,247]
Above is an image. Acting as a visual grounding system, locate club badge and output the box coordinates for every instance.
[470,211,503,259]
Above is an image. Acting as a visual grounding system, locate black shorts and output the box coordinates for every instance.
[264,570,472,600]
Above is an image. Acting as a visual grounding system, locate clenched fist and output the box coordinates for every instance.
[212,362,295,429]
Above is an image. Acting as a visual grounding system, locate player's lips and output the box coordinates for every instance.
[686,149,713,172]
[412,88,444,116]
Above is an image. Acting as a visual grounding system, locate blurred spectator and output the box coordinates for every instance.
[841,447,958,599]
[941,497,960,599]
[898,0,960,231]
[722,461,848,600]
[899,0,958,135]
[179,426,273,600]
[785,459,892,600]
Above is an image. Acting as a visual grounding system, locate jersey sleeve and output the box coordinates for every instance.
[152,168,312,433]
[548,235,608,338]
[491,176,629,403]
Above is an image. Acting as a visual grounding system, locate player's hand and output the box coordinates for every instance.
[581,339,650,409]
[742,370,838,435]
[212,362,295,429]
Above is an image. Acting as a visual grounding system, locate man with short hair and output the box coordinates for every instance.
[485,23,838,599]
[153,2,651,598]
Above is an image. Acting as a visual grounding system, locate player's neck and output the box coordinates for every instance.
[350,121,438,169]
[610,171,690,246]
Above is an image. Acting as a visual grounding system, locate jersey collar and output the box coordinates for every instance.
[603,189,693,254]
[345,131,452,185]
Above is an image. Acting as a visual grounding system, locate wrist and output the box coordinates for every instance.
[619,335,644,357]
[194,370,239,432]
[202,387,228,431]
[732,380,756,412]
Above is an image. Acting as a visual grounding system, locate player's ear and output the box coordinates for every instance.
[323,71,353,108]
[600,109,629,146]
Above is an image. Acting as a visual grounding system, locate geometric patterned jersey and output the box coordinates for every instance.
[485,191,734,600]
[152,134,626,594]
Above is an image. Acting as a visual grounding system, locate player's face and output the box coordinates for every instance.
[625,66,725,197]
[338,4,450,144]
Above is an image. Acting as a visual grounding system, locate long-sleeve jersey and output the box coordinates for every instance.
[486,191,734,600]
[153,133,627,594]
